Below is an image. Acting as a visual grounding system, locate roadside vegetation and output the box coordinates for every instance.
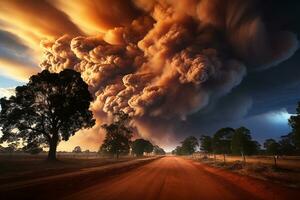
[99,111,165,158]
[171,101,300,187]
[172,99,300,166]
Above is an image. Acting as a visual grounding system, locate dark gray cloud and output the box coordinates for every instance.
[170,0,300,143]
[178,49,300,144]
[0,30,36,66]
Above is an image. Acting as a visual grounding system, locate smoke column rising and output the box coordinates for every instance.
[0,0,297,149]
[38,0,298,147]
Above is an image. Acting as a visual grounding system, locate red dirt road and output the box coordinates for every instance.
[64,156,300,200]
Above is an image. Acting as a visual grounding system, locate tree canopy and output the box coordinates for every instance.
[0,69,95,160]
[73,146,82,153]
[264,139,280,156]
[131,139,153,156]
[289,102,300,151]
[264,138,281,167]
[212,127,234,155]
[279,133,296,155]
[153,145,166,155]
[199,135,213,154]
[99,111,132,158]
[173,136,199,155]
[231,127,260,162]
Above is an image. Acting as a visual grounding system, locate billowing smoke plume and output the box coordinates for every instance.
[39,0,298,146]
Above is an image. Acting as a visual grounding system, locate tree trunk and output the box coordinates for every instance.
[47,138,58,161]
[223,154,226,163]
[273,155,277,167]
[241,151,246,163]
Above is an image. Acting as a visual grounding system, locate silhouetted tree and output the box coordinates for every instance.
[23,143,43,155]
[73,146,82,153]
[180,136,199,155]
[248,140,261,155]
[199,135,213,156]
[289,103,300,152]
[131,139,153,156]
[99,111,132,158]
[264,139,280,167]
[231,127,254,163]
[213,127,234,163]
[144,141,154,154]
[279,133,296,155]
[173,146,184,155]
[153,145,166,155]
[0,69,95,161]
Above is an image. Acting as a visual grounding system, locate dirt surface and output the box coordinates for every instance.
[0,156,136,185]
[0,157,159,200]
[64,156,300,200]
[1,156,300,200]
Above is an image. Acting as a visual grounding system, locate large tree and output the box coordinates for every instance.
[99,111,132,158]
[180,136,199,155]
[279,133,296,155]
[213,127,234,162]
[0,69,95,161]
[264,139,281,167]
[231,127,253,162]
[289,102,300,152]
[172,146,184,155]
[131,139,153,156]
[153,145,166,155]
[199,135,213,156]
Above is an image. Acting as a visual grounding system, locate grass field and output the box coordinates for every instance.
[190,153,300,188]
[0,152,140,185]
[192,154,300,169]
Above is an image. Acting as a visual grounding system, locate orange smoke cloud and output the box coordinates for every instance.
[0,58,40,82]
[0,0,298,150]
[51,0,141,35]
[0,0,82,46]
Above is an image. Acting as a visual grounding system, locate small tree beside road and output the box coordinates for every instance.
[213,127,234,163]
[264,139,281,167]
[131,139,153,156]
[199,135,213,157]
[99,111,132,158]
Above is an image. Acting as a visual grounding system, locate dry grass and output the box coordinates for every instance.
[192,153,300,169]
[191,154,300,188]
[0,153,137,185]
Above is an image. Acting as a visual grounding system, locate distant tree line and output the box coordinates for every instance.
[172,101,300,165]
[172,136,199,155]
[99,111,166,158]
[0,142,43,155]
[198,127,261,163]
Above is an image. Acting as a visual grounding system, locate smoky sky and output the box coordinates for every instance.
[0,0,299,150]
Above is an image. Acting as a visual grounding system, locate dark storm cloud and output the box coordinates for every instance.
[0,30,28,51]
[181,47,300,143]
[0,30,35,65]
